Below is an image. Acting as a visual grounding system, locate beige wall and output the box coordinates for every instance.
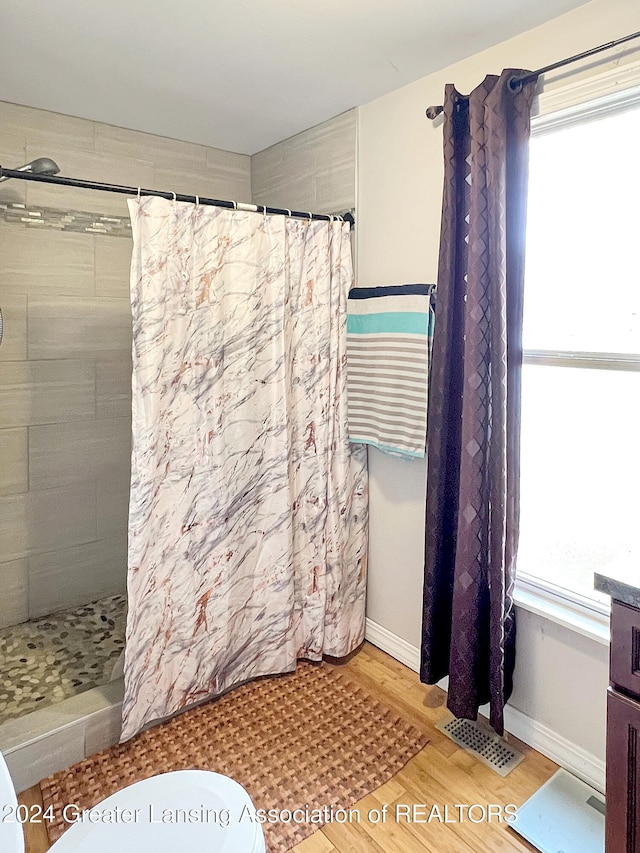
[357,0,640,782]
[251,109,356,214]
[0,102,251,626]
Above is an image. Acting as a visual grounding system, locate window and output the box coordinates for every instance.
[517,89,640,609]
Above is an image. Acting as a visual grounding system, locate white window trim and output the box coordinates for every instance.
[532,58,640,122]
[514,575,610,646]
[516,63,640,643]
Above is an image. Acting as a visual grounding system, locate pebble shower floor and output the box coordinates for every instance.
[0,594,126,724]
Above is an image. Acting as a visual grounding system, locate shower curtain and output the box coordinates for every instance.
[121,197,368,742]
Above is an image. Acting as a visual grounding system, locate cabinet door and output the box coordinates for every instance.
[607,688,640,853]
[611,602,640,699]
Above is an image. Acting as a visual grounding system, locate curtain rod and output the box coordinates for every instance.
[0,167,355,226]
[425,29,640,119]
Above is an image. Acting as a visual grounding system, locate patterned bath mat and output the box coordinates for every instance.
[40,662,429,852]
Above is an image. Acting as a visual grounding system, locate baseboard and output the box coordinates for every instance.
[365,618,421,672]
[503,704,605,793]
[365,618,606,793]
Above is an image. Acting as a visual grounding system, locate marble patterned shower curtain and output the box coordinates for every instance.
[120,198,368,742]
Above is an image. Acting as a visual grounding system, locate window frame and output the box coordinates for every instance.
[514,67,640,642]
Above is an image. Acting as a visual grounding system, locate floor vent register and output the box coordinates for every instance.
[435,714,524,777]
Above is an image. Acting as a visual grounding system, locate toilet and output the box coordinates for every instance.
[0,750,265,852]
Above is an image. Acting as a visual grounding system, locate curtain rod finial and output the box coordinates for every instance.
[426,105,444,120]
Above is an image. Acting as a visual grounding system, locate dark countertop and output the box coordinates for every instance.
[594,558,640,608]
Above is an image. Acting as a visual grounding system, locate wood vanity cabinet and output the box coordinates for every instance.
[606,600,640,853]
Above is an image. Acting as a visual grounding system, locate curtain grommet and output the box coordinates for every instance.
[508,75,524,94]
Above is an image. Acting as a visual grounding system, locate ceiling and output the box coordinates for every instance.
[0,0,588,155]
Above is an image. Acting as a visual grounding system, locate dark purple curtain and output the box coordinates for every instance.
[421,70,536,734]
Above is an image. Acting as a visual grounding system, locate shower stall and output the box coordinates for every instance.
[0,102,357,794]
[0,157,132,728]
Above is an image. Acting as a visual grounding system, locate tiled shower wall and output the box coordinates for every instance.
[251,109,356,214]
[0,101,251,628]
[0,101,357,631]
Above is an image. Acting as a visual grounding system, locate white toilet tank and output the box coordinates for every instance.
[0,750,25,853]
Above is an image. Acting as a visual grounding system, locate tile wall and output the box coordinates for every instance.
[0,101,251,627]
[251,109,356,213]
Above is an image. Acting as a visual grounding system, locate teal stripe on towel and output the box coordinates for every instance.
[347,312,428,336]
[348,437,425,458]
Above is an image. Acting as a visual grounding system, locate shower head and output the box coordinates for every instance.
[0,157,60,182]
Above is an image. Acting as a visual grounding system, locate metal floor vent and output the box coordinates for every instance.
[435,715,524,777]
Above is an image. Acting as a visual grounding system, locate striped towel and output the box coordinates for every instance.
[347,283,435,458]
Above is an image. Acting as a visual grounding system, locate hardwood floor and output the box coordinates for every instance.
[19,642,554,852]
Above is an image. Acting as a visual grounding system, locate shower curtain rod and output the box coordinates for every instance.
[425,29,640,118]
[0,167,355,226]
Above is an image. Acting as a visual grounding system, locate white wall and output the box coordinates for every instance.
[507,610,608,784]
[357,0,639,787]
